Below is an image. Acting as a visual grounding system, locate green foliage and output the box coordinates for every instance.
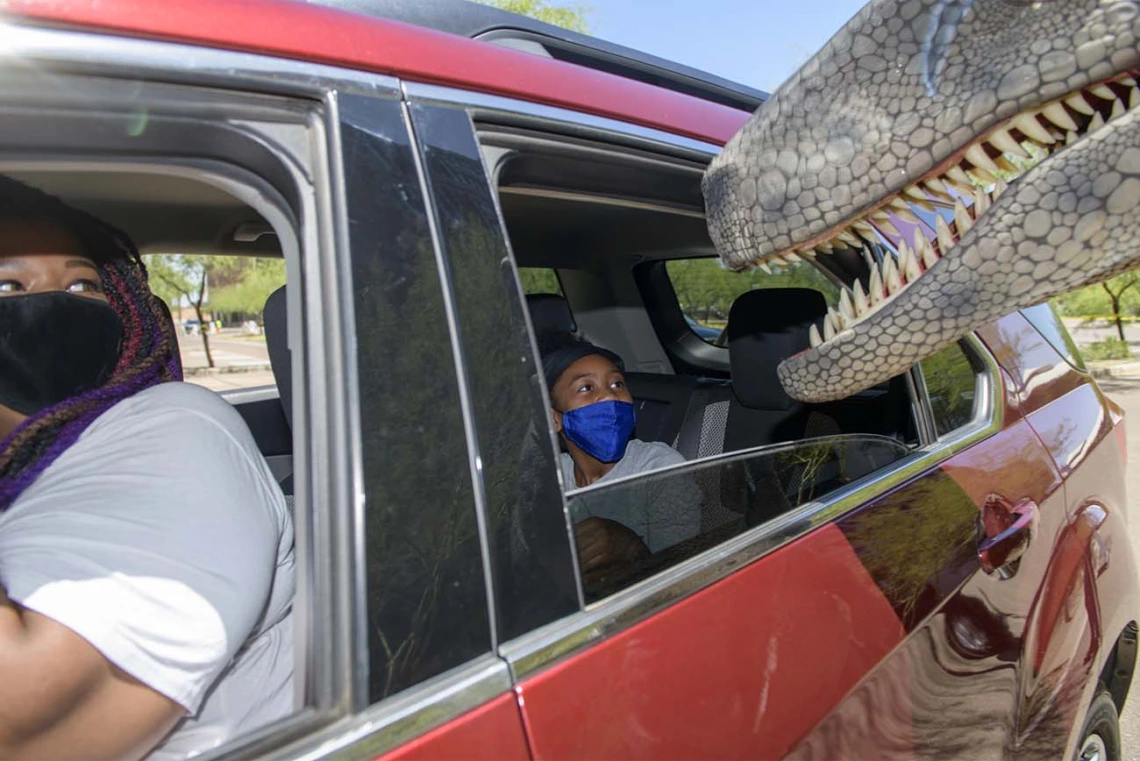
[1054,274,1140,317]
[144,254,285,320]
[920,344,977,435]
[666,257,840,323]
[476,0,590,32]
[1083,337,1132,361]
[518,267,562,295]
[208,258,286,316]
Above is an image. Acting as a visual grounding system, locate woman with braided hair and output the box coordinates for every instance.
[0,177,294,759]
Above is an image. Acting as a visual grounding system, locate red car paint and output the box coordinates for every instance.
[1,0,749,145]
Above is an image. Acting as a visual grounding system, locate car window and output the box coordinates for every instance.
[519,266,563,296]
[665,257,840,344]
[147,254,284,394]
[567,435,912,603]
[1021,302,1088,371]
[920,342,980,437]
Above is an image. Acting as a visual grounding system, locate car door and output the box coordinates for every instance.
[500,336,1064,760]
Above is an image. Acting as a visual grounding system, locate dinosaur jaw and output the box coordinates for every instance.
[772,70,1140,404]
[782,71,1140,348]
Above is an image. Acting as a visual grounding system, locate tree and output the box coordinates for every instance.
[1101,273,1140,341]
[146,254,252,368]
[475,0,591,33]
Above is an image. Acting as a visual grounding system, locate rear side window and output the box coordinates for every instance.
[568,435,912,603]
[519,267,563,296]
[665,257,839,344]
[1021,302,1087,371]
[920,343,979,437]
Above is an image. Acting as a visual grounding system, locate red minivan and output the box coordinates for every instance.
[0,1,1136,759]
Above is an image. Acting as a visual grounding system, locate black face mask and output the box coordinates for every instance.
[0,291,123,416]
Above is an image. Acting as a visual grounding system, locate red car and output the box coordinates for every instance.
[0,1,1135,759]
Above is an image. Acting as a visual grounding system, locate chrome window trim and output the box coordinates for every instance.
[0,23,401,99]
[500,333,1004,680]
[218,385,281,405]
[403,81,724,160]
[260,656,513,761]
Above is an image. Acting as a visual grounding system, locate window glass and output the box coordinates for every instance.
[340,95,492,702]
[665,257,840,344]
[567,435,912,602]
[519,267,563,296]
[921,343,979,437]
[147,254,284,394]
[1021,302,1088,371]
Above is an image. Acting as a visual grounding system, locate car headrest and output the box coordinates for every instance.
[727,288,827,411]
[526,293,577,335]
[263,284,292,429]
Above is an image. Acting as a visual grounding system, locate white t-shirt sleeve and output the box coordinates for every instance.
[0,383,287,714]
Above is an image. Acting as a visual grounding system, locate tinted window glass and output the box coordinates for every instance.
[519,267,563,296]
[411,104,579,640]
[665,257,839,344]
[1022,302,1087,371]
[341,95,491,702]
[921,343,979,437]
[566,435,911,602]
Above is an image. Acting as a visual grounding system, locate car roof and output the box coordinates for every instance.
[5,0,752,145]
[306,0,768,112]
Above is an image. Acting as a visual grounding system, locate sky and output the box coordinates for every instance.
[586,0,867,93]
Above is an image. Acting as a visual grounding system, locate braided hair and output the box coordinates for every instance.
[0,176,183,510]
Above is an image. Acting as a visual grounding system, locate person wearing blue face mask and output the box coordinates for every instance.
[539,332,701,586]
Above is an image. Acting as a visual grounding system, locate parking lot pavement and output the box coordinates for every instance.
[176,333,271,371]
[1095,376,1140,760]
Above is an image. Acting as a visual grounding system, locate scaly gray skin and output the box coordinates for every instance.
[704,0,1140,402]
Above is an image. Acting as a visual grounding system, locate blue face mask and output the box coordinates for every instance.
[560,399,636,463]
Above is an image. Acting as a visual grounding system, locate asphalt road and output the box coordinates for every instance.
[1095,376,1140,760]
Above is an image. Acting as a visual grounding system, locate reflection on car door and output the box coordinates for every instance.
[515,346,1067,760]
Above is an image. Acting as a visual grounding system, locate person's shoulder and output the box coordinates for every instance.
[103,382,244,431]
[626,439,686,467]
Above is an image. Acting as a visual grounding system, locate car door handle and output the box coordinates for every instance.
[978,496,1038,576]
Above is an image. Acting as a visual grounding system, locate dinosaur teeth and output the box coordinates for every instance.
[989,128,1029,158]
[852,279,869,317]
[903,185,935,211]
[823,312,836,341]
[945,165,974,191]
[1041,102,1079,132]
[889,197,921,223]
[1090,83,1117,101]
[964,143,1000,175]
[868,262,884,307]
[1014,112,1056,145]
[896,240,919,283]
[809,323,822,348]
[1089,111,1107,131]
[1066,93,1097,115]
[757,261,773,274]
[954,199,973,237]
[934,214,955,255]
[973,186,990,217]
[883,253,903,295]
[1111,98,1127,120]
[1130,88,1139,110]
[839,287,855,323]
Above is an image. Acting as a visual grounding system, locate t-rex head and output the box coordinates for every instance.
[704,0,1140,402]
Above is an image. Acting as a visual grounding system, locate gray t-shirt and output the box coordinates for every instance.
[562,440,702,553]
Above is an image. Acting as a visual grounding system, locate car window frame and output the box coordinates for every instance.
[0,23,521,761]
[423,82,1005,682]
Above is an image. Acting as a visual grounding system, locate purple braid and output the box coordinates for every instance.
[0,178,182,511]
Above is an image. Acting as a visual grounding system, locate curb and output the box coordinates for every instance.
[183,364,272,377]
[1088,362,1140,379]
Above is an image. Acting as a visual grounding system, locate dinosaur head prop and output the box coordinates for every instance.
[704,0,1140,402]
